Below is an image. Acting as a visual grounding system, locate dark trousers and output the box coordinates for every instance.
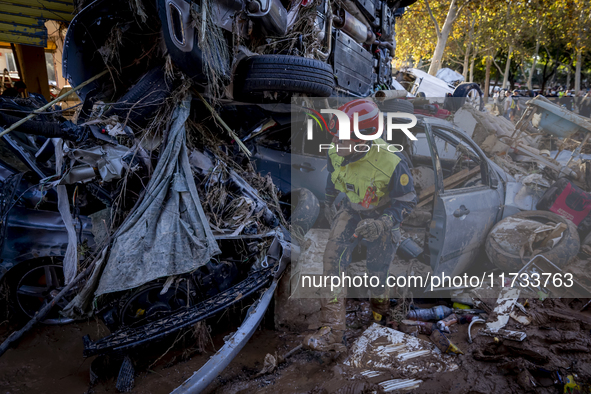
[323,204,400,302]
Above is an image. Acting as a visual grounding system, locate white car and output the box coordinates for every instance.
[397,68,485,111]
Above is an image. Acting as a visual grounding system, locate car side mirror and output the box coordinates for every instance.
[491,177,499,189]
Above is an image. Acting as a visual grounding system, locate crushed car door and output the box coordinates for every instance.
[426,124,504,279]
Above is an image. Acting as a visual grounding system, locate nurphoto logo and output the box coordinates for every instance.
[304,107,417,153]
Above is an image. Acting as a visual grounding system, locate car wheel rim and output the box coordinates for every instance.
[464,88,482,109]
[16,264,76,324]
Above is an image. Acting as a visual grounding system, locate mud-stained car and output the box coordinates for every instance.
[64,0,418,109]
[0,97,94,324]
[396,68,485,112]
[0,93,296,392]
[243,109,525,278]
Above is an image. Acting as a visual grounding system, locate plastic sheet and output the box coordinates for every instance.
[95,96,220,296]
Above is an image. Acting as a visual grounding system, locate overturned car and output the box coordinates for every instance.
[0,71,295,391]
[65,0,418,108]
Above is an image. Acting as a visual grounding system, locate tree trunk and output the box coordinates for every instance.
[527,40,540,90]
[575,47,582,94]
[503,45,512,89]
[462,17,475,80]
[463,44,470,80]
[428,0,462,76]
[540,59,549,93]
[484,54,492,100]
[469,53,476,83]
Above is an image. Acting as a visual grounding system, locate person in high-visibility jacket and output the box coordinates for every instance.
[303,99,417,352]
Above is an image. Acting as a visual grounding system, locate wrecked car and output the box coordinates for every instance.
[0,97,96,324]
[64,0,418,108]
[0,88,295,391]
[396,67,485,111]
[242,106,531,279]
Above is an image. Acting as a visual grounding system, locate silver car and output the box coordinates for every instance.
[247,113,515,279]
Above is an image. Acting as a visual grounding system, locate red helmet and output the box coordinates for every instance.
[328,99,381,141]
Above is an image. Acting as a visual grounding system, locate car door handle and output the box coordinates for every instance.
[454,205,470,218]
[453,205,470,217]
[292,163,315,172]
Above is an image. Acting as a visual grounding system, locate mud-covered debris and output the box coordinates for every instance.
[344,324,459,373]
[485,287,520,332]
[429,329,464,355]
[406,305,453,321]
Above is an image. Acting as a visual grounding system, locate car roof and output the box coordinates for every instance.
[414,114,457,129]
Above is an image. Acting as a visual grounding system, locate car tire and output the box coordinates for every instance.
[378,99,414,114]
[4,258,76,324]
[283,188,320,236]
[105,67,172,126]
[234,55,335,102]
[452,82,484,111]
[485,210,580,273]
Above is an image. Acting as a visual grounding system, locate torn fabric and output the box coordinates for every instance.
[95,95,220,296]
[53,138,78,285]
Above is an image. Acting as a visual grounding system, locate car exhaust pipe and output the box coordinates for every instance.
[373,89,408,101]
[333,9,375,45]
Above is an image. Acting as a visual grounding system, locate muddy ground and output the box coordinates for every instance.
[1,298,591,393]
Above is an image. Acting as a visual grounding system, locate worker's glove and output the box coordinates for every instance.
[355,216,394,243]
[324,200,338,227]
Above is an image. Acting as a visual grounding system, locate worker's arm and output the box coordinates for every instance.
[382,153,417,226]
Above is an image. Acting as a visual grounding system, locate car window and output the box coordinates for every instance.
[431,126,485,191]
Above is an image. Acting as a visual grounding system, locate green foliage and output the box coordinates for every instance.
[395,0,591,89]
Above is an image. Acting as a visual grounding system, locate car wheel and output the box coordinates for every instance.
[104,67,173,126]
[5,258,80,324]
[378,99,414,114]
[452,82,484,111]
[485,210,580,273]
[233,55,335,102]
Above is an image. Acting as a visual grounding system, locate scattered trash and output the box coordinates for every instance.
[398,320,435,336]
[429,329,464,355]
[436,313,458,333]
[481,328,527,342]
[379,379,423,392]
[485,287,520,332]
[536,178,591,231]
[467,318,485,344]
[485,210,580,272]
[406,306,453,321]
[397,238,424,261]
[515,255,588,298]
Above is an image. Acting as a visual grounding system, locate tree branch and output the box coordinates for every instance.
[492,56,505,77]
[447,58,466,67]
[454,0,471,23]
[424,0,441,37]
